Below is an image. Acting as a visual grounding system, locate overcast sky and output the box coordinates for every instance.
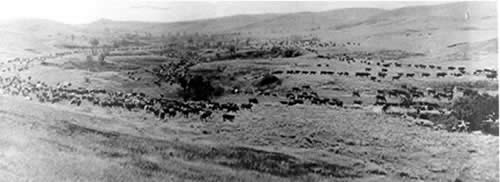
[0,1,462,24]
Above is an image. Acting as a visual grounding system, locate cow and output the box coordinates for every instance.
[375,95,387,104]
[249,98,259,104]
[355,72,370,77]
[486,73,497,79]
[392,75,401,80]
[406,73,415,78]
[422,73,430,77]
[436,72,447,77]
[352,90,361,97]
[222,113,236,122]
[378,72,387,78]
[240,103,253,110]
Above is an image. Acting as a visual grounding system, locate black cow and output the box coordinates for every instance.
[352,90,361,97]
[249,98,259,104]
[436,72,447,77]
[222,113,236,122]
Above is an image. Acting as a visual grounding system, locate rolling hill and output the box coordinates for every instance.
[0,1,496,60]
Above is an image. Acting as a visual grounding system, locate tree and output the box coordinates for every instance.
[89,38,100,55]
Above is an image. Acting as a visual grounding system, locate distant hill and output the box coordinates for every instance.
[0,1,496,59]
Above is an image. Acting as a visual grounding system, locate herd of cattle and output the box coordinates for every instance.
[0,74,264,122]
[0,39,494,133]
[270,54,498,81]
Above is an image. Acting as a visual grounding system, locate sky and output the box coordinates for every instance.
[0,0,471,24]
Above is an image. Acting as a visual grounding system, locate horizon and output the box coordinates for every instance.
[0,1,460,25]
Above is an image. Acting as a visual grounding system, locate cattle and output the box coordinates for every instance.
[378,72,387,78]
[382,63,391,67]
[392,75,401,80]
[370,76,377,81]
[375,95,387,104]
[272,70,284,74]
[355,72,370,77]
[222,113,236,122]
[426,88,436,95]
[240,103,253,110]
[353,100,362,105]
[421,73,430,77]
[436,72,447,77]
[486,73,497,79]
[448,66,456,70]
[365,68,372,71]
[395,63,402,67]
[381,68,388,72]
[248,98,259,104]
[406,73,415,78]
[352,90,361,97]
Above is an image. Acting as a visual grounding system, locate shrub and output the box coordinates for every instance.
[177,75,218,101]
[451,92,499,135]
[256,74,281,87]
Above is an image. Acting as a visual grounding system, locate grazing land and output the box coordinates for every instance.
[0,2,498,182]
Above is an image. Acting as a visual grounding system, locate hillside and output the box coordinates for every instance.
[0,2,496,60]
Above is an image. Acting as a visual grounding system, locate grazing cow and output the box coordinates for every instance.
[382,63,391,67]
[248,98,259,104]
[352,90,361,97]
[436,72,447,77]
[486,73,497,79]
[378,72,387,78]
[240,103,253,110]
[448,66,456,70]
[406,73,415,78]
[395,63,402,67]
[272,70,284,74]
[422,73,430,77]
[370,76,377,81]
[375,95,387,104]
[353,100,362,105]
[392,75,401,80]
[365,68,372,71]
[355,72,370,77]
[426,88,436,95]
[222,113,236,122]
[381,68,388,72]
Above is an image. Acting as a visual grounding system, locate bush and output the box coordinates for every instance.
[177,75,218,101]
[256,74,281,87]
[451,92,499,135]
